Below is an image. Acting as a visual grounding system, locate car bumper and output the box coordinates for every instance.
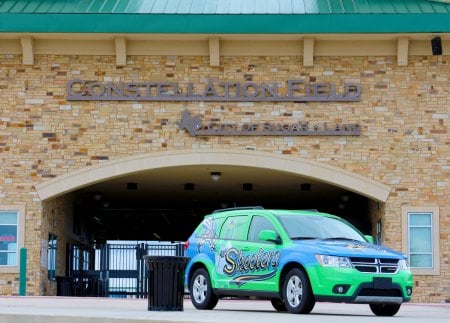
[306,266,413,304]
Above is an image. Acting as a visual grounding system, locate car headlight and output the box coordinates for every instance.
[398,259,410,270]
[316,254,352,268]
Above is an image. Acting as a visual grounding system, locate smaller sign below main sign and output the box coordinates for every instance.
[177,111,361,137]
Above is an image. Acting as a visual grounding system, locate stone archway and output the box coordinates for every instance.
[36,149,390,203]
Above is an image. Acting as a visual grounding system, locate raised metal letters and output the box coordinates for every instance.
[66,79,361,102]
[178,111,361,136]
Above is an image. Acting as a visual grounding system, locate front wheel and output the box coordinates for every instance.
[369,303,401,316]
[189,268,219,310]
[281,268,315,314]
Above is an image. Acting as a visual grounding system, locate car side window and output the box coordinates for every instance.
[248,215,277,242]
[220,215,248,240]
[195,217,219,239]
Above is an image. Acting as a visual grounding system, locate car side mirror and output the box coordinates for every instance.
[364,235,375,244]
[259,230,282,244]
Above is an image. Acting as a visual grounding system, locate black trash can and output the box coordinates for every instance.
[145,256,189,311]
[56,276,73,296]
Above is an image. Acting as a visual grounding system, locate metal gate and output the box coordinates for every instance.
[63,241,184,298]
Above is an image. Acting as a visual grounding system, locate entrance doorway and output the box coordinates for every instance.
[72,165,373,242]
[39,150,390,296]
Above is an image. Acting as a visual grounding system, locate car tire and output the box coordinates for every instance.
[270,298,287,312]
[190,268,219,310]
[369,303,401,316]
[281,268,315,314]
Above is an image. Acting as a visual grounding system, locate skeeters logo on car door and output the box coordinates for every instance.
[216,243,281,287]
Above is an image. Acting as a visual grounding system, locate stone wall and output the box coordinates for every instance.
[0,53,449,301]
[41,194,76,296]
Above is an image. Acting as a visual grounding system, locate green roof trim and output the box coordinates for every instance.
[1,0,450,15]
[1,0,450,34]
[1,13,450,34]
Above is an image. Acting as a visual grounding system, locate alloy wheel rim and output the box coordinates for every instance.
[193,275,207,303]
[286,276,303,307]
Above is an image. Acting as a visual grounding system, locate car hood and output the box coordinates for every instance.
[293,239,406,259]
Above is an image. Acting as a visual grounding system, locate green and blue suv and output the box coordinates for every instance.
[184,207,413,316]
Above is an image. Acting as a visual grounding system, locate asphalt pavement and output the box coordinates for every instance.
[0,297,449,323]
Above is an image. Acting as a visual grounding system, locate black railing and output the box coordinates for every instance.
[59,241,184,298]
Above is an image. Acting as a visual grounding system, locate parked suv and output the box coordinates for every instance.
[184,207,413,316]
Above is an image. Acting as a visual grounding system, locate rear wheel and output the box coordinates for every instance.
[270,298,287,312]
[369,303,401,316]
[190,268,219,310]
[281,268,315,314]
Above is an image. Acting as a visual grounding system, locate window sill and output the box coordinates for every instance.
[411,268,440,276]
[0,266,19,274]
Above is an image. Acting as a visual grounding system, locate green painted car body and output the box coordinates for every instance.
[184,208,413,315]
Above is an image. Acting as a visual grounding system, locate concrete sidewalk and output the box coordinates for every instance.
[0,297,449,323]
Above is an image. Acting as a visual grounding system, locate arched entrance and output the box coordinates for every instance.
[39,150,390,296]
[38,149,390,241]
[37,149,390,202]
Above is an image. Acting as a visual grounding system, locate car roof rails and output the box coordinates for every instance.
[213,206,265,213]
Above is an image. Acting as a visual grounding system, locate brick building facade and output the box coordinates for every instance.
[0,0,449,302]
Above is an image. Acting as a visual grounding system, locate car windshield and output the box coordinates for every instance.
[277,214,366,242]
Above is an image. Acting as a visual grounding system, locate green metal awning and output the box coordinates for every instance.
[1,0,450,34]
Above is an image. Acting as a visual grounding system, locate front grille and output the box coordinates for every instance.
[354,265,377,273]
[350,257,399,274]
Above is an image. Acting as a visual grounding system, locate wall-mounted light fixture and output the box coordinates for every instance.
[127,182,138,191]
[211,172,221,182]
[300,183,311,191]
